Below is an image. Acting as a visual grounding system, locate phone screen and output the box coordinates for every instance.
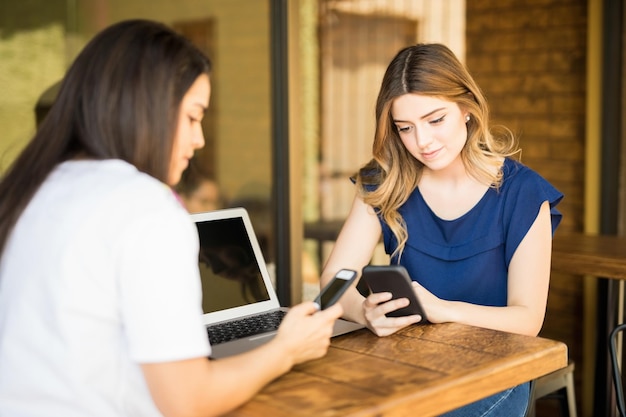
[315,269,357,309]
[319,278,349,308]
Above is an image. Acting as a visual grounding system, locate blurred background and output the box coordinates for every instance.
[1,1,624,416]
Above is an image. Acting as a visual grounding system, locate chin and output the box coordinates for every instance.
[421,160,451,172]
[168,173,182,187]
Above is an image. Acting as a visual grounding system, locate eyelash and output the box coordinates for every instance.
[396,115,445,133]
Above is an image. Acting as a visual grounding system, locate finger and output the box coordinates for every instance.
[376,297,410,316]
[320,303,343,320]
[288,301,320,317]
[370,313,422,332]
[411,281,425,295]
[364,292,393,307]
[391,314,422,326]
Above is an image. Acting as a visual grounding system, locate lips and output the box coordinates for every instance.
[179,157,190,171]
[421,148,441,160]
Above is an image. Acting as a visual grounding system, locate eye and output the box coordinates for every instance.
[430,115,445,125]
[396,125,412,133]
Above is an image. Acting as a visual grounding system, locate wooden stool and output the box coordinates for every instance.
[526,361,577,417]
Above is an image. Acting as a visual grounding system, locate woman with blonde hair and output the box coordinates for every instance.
[320,43,563,416]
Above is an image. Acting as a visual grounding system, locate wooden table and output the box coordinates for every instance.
[551,233,626,417]
[552,233,626,280]
[224,323,567,417]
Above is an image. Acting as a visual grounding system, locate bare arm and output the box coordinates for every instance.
[320,194,422,335]
[141,302,343,417]
[320,194,382,323]
[413,201,553,336]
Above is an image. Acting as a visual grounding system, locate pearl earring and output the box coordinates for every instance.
[465,115,470,122]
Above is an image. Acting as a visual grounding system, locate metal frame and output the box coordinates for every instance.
[270,0,291,305]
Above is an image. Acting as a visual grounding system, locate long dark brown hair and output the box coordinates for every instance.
[0,19,211,259]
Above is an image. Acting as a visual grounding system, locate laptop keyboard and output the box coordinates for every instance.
[207,310,287,345]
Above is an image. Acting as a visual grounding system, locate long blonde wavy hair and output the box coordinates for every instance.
[354,43,520,260]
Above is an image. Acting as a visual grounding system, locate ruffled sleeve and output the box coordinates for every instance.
[500,159,563,265]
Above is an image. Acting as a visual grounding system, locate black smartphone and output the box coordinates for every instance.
[362,265,428,323]
[314,268,358,310]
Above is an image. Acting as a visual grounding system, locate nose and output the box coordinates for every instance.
[413,126,433,149]
[193,126,205,150]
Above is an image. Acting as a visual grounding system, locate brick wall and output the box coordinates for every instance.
[466,0,587,415]
[466,0,586,231]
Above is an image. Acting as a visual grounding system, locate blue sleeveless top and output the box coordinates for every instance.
[374,158,563,307]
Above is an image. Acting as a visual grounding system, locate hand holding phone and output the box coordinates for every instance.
[314,269,358,310]
[362,265,428,323]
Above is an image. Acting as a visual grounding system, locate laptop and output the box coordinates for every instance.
[191,207,364,359]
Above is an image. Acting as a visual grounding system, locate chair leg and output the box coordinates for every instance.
[525,380,536,417]
[555,387,570,417]
[565,369,577,417]
[529,361,577,417]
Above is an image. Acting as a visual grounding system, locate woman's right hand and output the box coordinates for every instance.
[273,301,343,365]
[362,292,422,337]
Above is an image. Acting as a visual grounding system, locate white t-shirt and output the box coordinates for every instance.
[0,160,211,417]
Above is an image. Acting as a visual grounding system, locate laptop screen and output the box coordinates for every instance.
[196,216,271,314]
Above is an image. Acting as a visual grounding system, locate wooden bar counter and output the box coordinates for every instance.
[552,233,626,279]
[224,323,567,417]
[551,233,626,417]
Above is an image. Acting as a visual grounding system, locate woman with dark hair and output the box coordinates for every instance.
[320,43,563,416]
[0,19,342,417]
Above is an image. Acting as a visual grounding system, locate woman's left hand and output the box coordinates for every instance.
[411,281,447,324]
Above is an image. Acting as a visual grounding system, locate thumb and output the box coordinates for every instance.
[319,303,343,320]
[291,301,321,316]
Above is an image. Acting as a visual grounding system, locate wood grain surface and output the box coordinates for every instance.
[224,323,568,417]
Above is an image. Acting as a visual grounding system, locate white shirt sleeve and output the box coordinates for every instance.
[117,205,211,363]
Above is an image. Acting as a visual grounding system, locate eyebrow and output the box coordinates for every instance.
[393,107,446,123]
